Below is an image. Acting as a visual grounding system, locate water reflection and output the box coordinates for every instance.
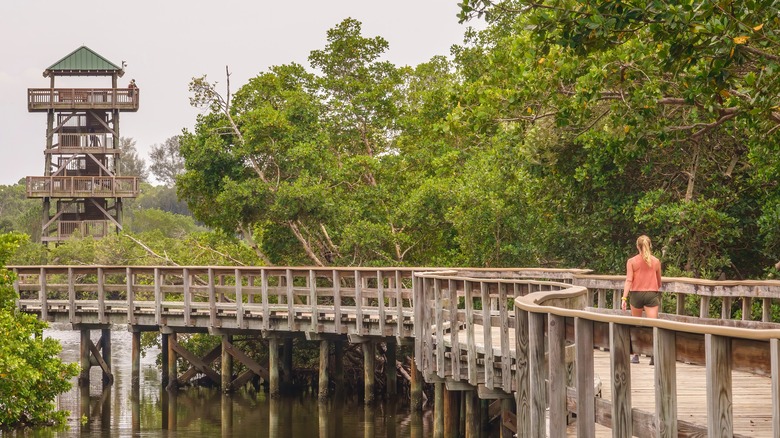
[37,328,433,437]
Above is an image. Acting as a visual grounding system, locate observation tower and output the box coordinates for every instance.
[26,46,139,242]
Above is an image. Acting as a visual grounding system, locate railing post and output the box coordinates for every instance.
[705,334,733,437]
[97,267,105,324]
[529,311,546,438]
[333,270,341,334]
[610,322,633,438]
[549,314,568,437]
[515,307,530,438]
[355,270,363,335]
[208,268,216,328]
[655,327,677,437]
[575,317,595,437]
[235,269,244,329]
[39,267,48,321]
[154,268,161,325]
[465,280,477,385]
[377,270,385,335]
[127,267,135,324]
[435,278,444,379]
[309,270,317,331]
[395,270,403,338]
[499,281,511,392]
[449,279,460,382]
[183,268,191,326]
[285,269,294,331]
[481,281,495,389]
[68,267,75,323]
[771,338,780,435]
[262,269,269,331]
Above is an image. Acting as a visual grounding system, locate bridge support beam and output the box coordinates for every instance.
[363,340,375,404]
[500,398,516,438]
[319,339,329,399]
[78,328,113,386]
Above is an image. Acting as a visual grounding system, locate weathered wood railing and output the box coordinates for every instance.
[579,274,780,322]
[415,270,780,437]
[13,266,418,338]
[27,88,139,111]
[25,176,139,198]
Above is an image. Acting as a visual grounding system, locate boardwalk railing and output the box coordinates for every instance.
[415,270,780,437]
[14,265,780,436]
[13,266,419,338]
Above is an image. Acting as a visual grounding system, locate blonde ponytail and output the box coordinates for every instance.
[637,235,653,267]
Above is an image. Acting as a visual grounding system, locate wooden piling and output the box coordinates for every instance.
[221,393,233,435]
[161,334,169,388]
[444,388,460,437]
[131,330,141,387]
[386,340,397,397]
[465,390,479,438]
[334,340,344,396]
[433,382,444,438]
[100,329,114,385]
[363,340,375,404]
[79,329,90,386]
[167,333,177,391]
[269,337,280,397]
[282,338,293,388]
[222,335,233,392]
[410,356,423,410]
[319,339,330,399]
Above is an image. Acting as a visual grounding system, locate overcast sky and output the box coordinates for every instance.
[0,1,479,185]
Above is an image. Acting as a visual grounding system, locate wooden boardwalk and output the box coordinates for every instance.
[593,350,773,437]
[13,265,780,436]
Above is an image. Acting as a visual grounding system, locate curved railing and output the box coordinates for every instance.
[415,270,780,437]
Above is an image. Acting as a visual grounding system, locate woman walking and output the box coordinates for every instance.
[621,235,662,364]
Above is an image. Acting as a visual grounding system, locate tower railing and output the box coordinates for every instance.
[28,88,139,111]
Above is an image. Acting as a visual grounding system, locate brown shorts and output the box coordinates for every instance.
[629,291,660,308]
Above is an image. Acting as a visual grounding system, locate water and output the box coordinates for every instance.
[20,327,432,437]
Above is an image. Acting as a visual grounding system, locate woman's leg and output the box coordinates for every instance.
[644,305,659,319]
[630,306,644,317]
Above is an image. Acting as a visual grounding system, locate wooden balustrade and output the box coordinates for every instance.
[13,266,418,338]
[27,88,139,112]
[576,274,780,322]
[415,270,780,437]
[26,176,139,198]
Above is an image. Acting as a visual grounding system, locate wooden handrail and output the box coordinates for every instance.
[413,270,780,437]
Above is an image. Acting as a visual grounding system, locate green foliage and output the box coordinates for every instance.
[0,233,78,429]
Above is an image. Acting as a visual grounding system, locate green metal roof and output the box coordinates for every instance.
[44,46,124,77]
